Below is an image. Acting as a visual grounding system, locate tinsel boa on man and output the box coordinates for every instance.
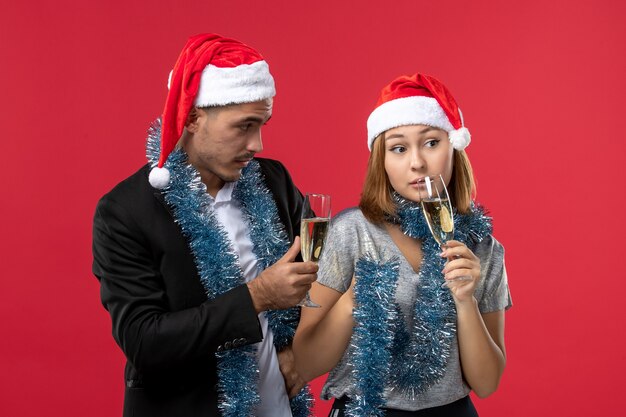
[146,121,313,416]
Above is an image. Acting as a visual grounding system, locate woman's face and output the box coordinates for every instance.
[383,124,454,202]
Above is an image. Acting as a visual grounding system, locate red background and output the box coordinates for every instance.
[2,1,625,416]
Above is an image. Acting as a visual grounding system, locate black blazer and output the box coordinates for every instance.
[92,158,303,416]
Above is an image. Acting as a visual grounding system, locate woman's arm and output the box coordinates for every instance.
[456,304,506,397]
[441,241,507,398]
[292,281,355,381]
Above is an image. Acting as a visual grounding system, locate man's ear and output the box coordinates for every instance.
[185,107,201,133]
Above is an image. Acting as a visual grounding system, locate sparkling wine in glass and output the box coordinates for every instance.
[298,193,331,308]
[419,175,470,287]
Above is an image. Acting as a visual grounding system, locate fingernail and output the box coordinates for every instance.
[439,252,446,257]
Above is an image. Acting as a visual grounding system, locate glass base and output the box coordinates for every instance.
[441,276,472,288]
[297,292,321,308]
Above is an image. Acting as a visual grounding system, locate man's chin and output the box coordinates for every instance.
[219,170,243,183]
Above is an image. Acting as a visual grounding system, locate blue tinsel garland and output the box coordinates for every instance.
[348,194,492,415]
[347,257,400,417]
[146,119,312,417]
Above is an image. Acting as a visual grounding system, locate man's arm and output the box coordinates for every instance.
[93,197,263,375]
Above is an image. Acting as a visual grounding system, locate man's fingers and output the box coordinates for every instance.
[287,271,317,287]
[289,381,306,398]
[288,261,318,274]
[278,237,301,263]
[301,273,317,284]
[293,276,315,291]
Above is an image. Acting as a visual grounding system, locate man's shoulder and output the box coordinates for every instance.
[255,157,287,174]
[254,157,293,184]
[97,164,152,208]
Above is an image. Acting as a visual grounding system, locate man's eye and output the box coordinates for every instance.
[239,123,251,131]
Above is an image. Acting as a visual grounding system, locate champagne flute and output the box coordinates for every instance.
[298,193,331,308]
[419,175,471,287]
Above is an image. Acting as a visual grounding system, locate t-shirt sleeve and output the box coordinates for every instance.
[474,235,513,313]
[316,211,360,294]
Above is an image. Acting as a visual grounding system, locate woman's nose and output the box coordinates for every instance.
[410,150,425,171]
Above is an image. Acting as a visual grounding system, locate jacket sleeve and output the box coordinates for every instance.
[92,196,263,375]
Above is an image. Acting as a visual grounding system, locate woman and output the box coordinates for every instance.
[293,73,512,416]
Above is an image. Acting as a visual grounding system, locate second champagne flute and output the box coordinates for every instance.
[298,193,331,308]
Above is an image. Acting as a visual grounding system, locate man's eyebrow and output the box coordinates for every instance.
[236,115,272,124]
[238,116,264,123]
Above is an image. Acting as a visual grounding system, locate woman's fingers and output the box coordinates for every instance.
[442,258,475,274]
[441,241,478,261]
[444,268,475,281]
[439,241,481,297]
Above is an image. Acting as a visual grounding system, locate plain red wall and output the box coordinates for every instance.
[2,0,625,416]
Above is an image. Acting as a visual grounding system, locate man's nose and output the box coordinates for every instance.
[247,130,263,153]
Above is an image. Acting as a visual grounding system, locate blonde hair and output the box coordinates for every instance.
[359,132,476,224]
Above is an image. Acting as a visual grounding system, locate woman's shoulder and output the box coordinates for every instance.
[333,206,366,222]
[328,207,382,240]
[474,234,505,262]
[331,207,377,230]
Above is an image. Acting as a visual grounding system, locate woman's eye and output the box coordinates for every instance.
[389,146,406,153]
[425,139,440,148]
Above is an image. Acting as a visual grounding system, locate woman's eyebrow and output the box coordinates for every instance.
[385,133,405,140]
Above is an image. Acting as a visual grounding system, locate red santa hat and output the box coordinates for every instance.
[366,73,471,151]
[149,33,276,189]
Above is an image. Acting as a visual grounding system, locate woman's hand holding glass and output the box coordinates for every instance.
[439,240,481,299]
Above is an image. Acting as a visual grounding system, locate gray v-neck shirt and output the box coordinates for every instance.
[317,208,512,411]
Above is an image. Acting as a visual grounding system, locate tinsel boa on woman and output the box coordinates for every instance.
[347,195,492,417]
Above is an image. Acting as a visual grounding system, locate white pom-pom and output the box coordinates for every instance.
[449,127,471,150]
[149,167,170,189]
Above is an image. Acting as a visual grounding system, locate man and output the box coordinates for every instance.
[92,33,317,417]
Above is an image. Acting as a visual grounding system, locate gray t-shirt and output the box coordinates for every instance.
[317,208,512,411]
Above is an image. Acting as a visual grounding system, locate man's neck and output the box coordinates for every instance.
[201,173,225,198]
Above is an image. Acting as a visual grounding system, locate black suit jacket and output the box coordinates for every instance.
[92,158,304,416]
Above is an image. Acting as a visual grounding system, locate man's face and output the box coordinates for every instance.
[183,98,273,193]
